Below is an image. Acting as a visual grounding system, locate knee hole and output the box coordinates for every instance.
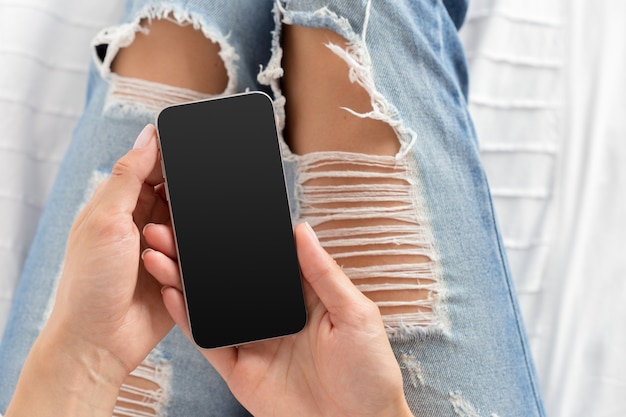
[281,25,399,156]
[111,16,228,95]
[297,153,442,329]
[113,357,169,417]
[114,375,161,417]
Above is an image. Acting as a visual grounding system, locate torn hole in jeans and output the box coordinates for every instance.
[91,6,239,113]
[113,354,172,417]
[294,151,446,335]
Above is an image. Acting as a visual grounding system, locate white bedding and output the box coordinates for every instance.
[459,1,626,415]
[1,1,624,416]
[0,0,123,336]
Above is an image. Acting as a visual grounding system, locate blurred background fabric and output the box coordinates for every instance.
[0,0,123,336]
[0,0,624,416]
[459,0,626,415]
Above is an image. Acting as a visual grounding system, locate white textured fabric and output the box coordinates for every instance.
[0,0,123,337]
[460,1,626,416]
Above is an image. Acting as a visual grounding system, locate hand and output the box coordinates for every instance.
[47,124,173,373]
[144,222,414,417]
[7,125,175,416]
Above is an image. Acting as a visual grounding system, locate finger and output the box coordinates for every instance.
[144,129,165,187]
[91,125,160,216]
[142,249,182,290]
[143,223,177,259]
[294,222,368,314]
[161,286,190,333]
[161,286,238,380]
[154,182,168,201]
[133,180,170,231]
[300,276,320,312]
[199,343,238,383]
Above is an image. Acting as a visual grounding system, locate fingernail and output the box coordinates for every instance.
[141,248,153,260]
[133,124,154,149]
[142,223,155,236]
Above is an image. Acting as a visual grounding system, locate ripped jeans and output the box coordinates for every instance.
[0,0,546,416]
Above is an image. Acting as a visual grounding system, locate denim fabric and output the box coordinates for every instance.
[0,1,546,416]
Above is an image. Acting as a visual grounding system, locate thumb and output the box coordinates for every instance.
[91,124,160,215]
[295,222,368,315]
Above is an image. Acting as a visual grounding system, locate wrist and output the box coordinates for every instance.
[6,322,127,417]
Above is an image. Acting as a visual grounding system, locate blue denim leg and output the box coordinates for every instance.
[268,1,547,416]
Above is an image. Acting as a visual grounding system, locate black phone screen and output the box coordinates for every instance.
[156,91,306,349]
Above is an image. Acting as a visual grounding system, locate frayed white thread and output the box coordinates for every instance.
[294,151,443,332]
[113,356,171,417]
[258,1,287,137]
[450,392,485,417]
[324,39,416,159]
[323,0,417,158]
[91,4,239,95]
[106,75,213,114]
[400,351,425,388]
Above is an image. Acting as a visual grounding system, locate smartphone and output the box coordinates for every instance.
[156,91,307,349]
